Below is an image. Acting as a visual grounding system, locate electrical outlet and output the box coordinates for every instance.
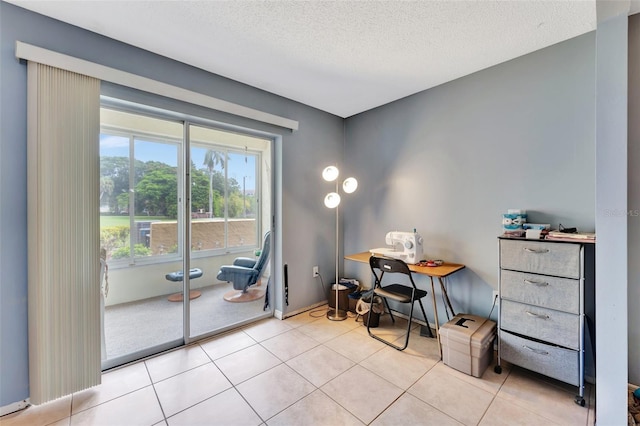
[312,266,319,278]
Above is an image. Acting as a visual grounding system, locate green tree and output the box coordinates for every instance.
[101,153,245,221]
[135,169,177,217]
[116,192,129,213]
[227,176,241,193]
[100,156,130,213]
[190,167,210,213]
[142,160,173,174]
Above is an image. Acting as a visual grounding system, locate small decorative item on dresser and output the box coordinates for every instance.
[523,223,551,240]
[502,209,527,237]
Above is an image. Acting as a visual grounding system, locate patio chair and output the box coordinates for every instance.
[217,231,271,302]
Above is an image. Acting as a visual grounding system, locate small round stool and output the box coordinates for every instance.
[165,268,203,302]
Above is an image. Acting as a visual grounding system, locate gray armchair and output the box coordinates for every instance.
[217,231,271,302]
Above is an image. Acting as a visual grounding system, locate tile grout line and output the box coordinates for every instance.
[145,361,171,424]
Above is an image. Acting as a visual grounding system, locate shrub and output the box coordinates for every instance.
[111,244,152,259]
[100,226,130,259]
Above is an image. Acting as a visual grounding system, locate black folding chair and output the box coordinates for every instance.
[368,255,433,350]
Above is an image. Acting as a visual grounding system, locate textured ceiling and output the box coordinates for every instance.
[8,1,605,118]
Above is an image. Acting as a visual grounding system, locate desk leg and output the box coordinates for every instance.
[430,276,442,359]
[439,277,456,318]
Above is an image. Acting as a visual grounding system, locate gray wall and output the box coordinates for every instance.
[594,6,629,424]
[343,34,596,325]
[0,2,342,407]
[2,1,637,417]
[628,13,640,387]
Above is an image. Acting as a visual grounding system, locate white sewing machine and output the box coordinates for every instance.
[370,231,424,264]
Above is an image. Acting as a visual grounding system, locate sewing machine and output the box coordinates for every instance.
[370,231,424,264]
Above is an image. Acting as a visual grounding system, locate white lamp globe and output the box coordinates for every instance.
[322,166,339,182]
[342,177,358,194]
[324,192,341,208]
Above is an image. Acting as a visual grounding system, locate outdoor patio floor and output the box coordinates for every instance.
[104,281,270,360]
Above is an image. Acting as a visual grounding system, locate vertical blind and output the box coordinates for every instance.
[27,63,101,404]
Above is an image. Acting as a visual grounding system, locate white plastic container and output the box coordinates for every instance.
[439,314,496,377]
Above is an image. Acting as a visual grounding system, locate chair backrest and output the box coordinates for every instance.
[253,231,271,274]
[369,255,416,287]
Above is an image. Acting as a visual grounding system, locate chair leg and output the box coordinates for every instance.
[367,296,374,334]
[417,299,434,338]
[399,301,416,350]
[367,300,414,351]
[382,297,395,323]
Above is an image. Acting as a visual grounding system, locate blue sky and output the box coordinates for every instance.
[100,134,257,190]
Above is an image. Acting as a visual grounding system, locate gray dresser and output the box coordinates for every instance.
[496,237,595,406]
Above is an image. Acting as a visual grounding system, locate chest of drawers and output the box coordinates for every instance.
[496,237,595,407]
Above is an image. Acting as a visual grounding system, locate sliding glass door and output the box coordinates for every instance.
[99,103,273,368]
[99,109,184,366]
[188,124,267,337]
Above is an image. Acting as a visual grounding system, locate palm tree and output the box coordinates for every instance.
[203,150,225,218]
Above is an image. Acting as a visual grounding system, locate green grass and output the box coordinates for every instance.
[100,215,171,227]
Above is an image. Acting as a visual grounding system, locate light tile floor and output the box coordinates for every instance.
[2,311,595,426]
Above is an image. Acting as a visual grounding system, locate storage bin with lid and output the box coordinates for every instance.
[439,314,496,377]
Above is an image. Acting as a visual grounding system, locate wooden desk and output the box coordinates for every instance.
[345,251,465,356]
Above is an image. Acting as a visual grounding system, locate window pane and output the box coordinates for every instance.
[100,108,183,263]
[190,145,225,251]
[227,151,257,248]
[100,134,131,261]
[133,138,179,258]
[189,124,263,252]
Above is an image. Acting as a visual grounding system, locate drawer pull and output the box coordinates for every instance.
[523,279,549,287]
[523,345,549,355]
[523,247,550,254]
[525,311,550,319]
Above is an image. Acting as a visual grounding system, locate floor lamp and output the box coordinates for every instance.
[323,165,358,321]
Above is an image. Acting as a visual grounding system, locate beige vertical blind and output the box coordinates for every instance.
[27,63,101,404]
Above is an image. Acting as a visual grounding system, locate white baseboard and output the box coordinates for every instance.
[277,304,440,332]
[0,399,29,417]
[276,301,329,320]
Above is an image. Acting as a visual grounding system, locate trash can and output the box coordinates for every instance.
[328,279,358,311]
[355,294,383,328]
[347,291,362,313]
[363,310,380,328]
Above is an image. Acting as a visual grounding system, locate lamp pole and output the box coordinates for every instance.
[323,166,357,321]
[328,179,343,321]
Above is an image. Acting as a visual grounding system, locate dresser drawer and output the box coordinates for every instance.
[500,270,580,314]
[499,330,579,386]
[500,240,580,278]
[500,299,579,349]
